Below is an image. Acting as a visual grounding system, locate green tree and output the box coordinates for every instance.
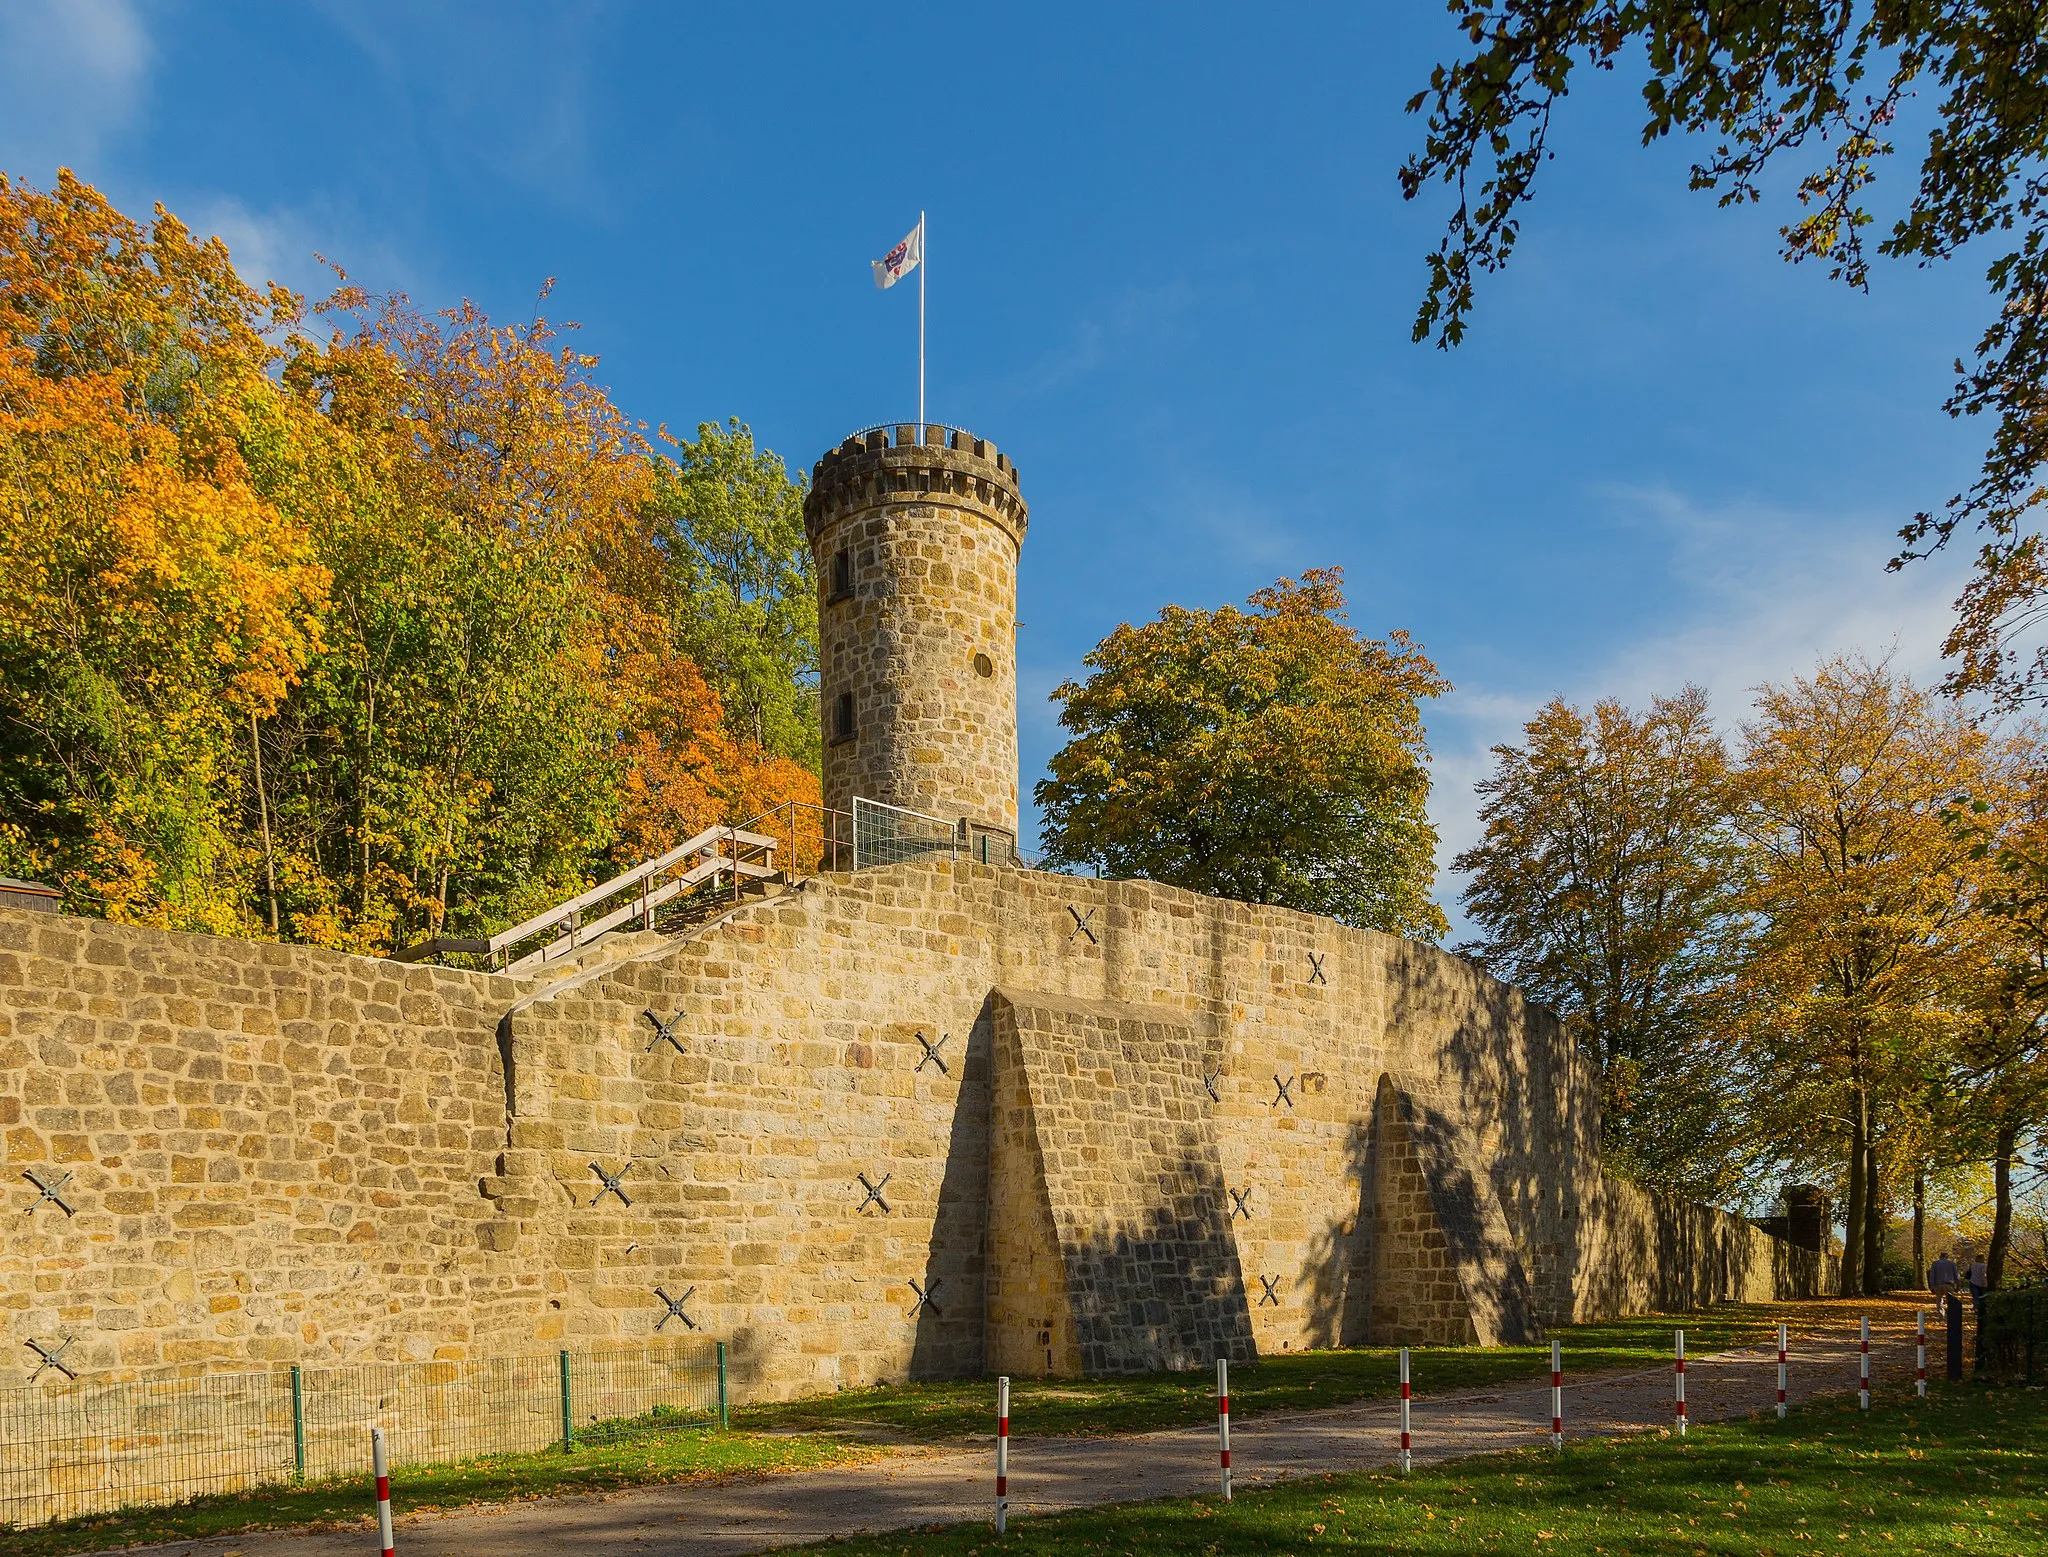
[1403,5,2048,707]
[1454,687,1744,1195]
[1036,569,1450,939]
[646,420,818,769]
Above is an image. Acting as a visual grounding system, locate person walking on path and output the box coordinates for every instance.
[1967,1255,1989,1314]
[1929,1251,1960,1319]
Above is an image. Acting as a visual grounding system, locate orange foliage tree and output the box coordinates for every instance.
[0,171,819,951]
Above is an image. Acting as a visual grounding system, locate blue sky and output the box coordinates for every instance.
[0,1,1988,934]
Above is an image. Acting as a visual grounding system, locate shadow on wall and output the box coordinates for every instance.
[1301,1118,1375,1350]
[1387,946,1585,1330]
[1056,1140,1258,1374]
[909,1004,995,1381]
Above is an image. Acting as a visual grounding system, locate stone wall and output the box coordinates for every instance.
[1,857,1832,1399]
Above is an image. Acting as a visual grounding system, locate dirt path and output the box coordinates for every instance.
[98,1306,1942,1557]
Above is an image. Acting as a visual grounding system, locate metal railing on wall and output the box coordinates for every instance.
[0,1340,726,1531]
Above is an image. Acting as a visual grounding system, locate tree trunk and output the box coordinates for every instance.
[1840,1103,1866,1298]
[1988,1117,2018,1291]
[1912,1172,1925,1286]
[250,712,279,935]
[1862,1127,1885,1296]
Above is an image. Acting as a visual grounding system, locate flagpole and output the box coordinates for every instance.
[917,210,926,438]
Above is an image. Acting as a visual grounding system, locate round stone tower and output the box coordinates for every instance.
[804,424,1027,850]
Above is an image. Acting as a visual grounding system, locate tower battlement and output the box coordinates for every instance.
[805,424,1027,549]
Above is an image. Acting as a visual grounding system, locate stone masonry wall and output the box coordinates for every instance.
[1,858,1831,1401]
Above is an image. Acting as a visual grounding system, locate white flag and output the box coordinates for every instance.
[872,220,923,289]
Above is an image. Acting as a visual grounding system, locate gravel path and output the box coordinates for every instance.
[96,1307,1940,1557]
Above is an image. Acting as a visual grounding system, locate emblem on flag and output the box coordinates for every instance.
[872,220,923,289]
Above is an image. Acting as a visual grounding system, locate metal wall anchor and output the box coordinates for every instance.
[641,1009,688,1056]
[1228,1187,1254,1222]
[1272,1074,1296,1109]
[654,1285,696,1331]
[22,1169,74,1217]
[1257,1275,1282,1307]
[1067,905,1098,943]
[25,1336,74,1383]
[915,1031,950,1075]
[909,1277,942,1317]
[588,1161,633,1207]
[856,1171,893,1214]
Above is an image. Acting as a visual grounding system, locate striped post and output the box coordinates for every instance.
[1859,1316,1870,1410]
[1549,1338,1562,1450]
[1916,1311,1927,1397]
[1776,1322,1788,1419]
[371,1425,395,1556]
[1216,1357,1232,1500]
[1673,1329,1686,1436]
[995,1375,1010,1534]
[1398,1346,1412,1473]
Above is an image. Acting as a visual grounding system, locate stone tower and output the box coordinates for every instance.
[804,424,1027,850]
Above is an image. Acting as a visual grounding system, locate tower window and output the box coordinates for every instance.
[973,651,995,679]
[829,548,852,601]
[832,691,856,744]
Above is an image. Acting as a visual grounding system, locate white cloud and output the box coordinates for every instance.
[0,0,150,178]
[1427,483,1971,935]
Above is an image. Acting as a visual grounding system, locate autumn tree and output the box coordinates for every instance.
[0,170,326,932]
[1036,569,1450,938]
[0,171,821,954]
[1455,688,1743,1195]
[1403,5,2048,707]
[1725,656,1996,1295]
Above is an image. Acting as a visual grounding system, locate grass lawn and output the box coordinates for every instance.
[738,1297,1882,1443]
[789,1378,2047,1556]
[6,1425,876,1557]
[6,1296,1909,1556]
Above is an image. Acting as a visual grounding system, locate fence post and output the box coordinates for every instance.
[371,1425,395,1557]
[717,1341,729,1430]
[1916,1311,1927,1397]
[1216,1357,1231,1500]
[1673,1330,1686,1436]
[1549,1339,1562,1451]
[559,1349,573,1451]
[1859,1316,1870,1410]
[1776,1322,1788,1420]
[1398,1347,1412,1473]
[995,1374,1010,1533]
[291,1363,306,1482]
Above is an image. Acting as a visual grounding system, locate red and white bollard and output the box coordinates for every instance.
[1549,1338,1562,1451]
[1216,1357,1232,1501]
[371,1425,395,1556]
[1859,1316,1870,1410]
[1776,1322,1788,1420]
[1673,1330,1686,1436]
[1916,1310,1927,1397]
[995,1375,1010,1534]
[1398,1346,1412,1473]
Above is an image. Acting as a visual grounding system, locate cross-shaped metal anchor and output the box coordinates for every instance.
[22,1169,74,1218]
[909,1277,942,1317]
[1202,1069,1222,1103]
[915,1031,949,1075]
[1272,1074,1296,1109]
[856,1171,892,1215]
[588,1161,632,1207]
[25,1336,75,1383]
[1067,905,1098,943]
[641,1009,688,1056]
[1228,1186,1254,1222]
[1257,1275,1282,1307]
[654,1286,696,1331]
[1307,952,1328,986]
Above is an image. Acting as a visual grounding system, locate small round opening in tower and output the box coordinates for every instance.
[973,651,995,679]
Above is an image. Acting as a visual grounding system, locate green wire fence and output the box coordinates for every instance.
[0,1339,726,1531]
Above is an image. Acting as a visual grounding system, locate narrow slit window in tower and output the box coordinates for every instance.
[833,691,856,744]
[830,548,852,601]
